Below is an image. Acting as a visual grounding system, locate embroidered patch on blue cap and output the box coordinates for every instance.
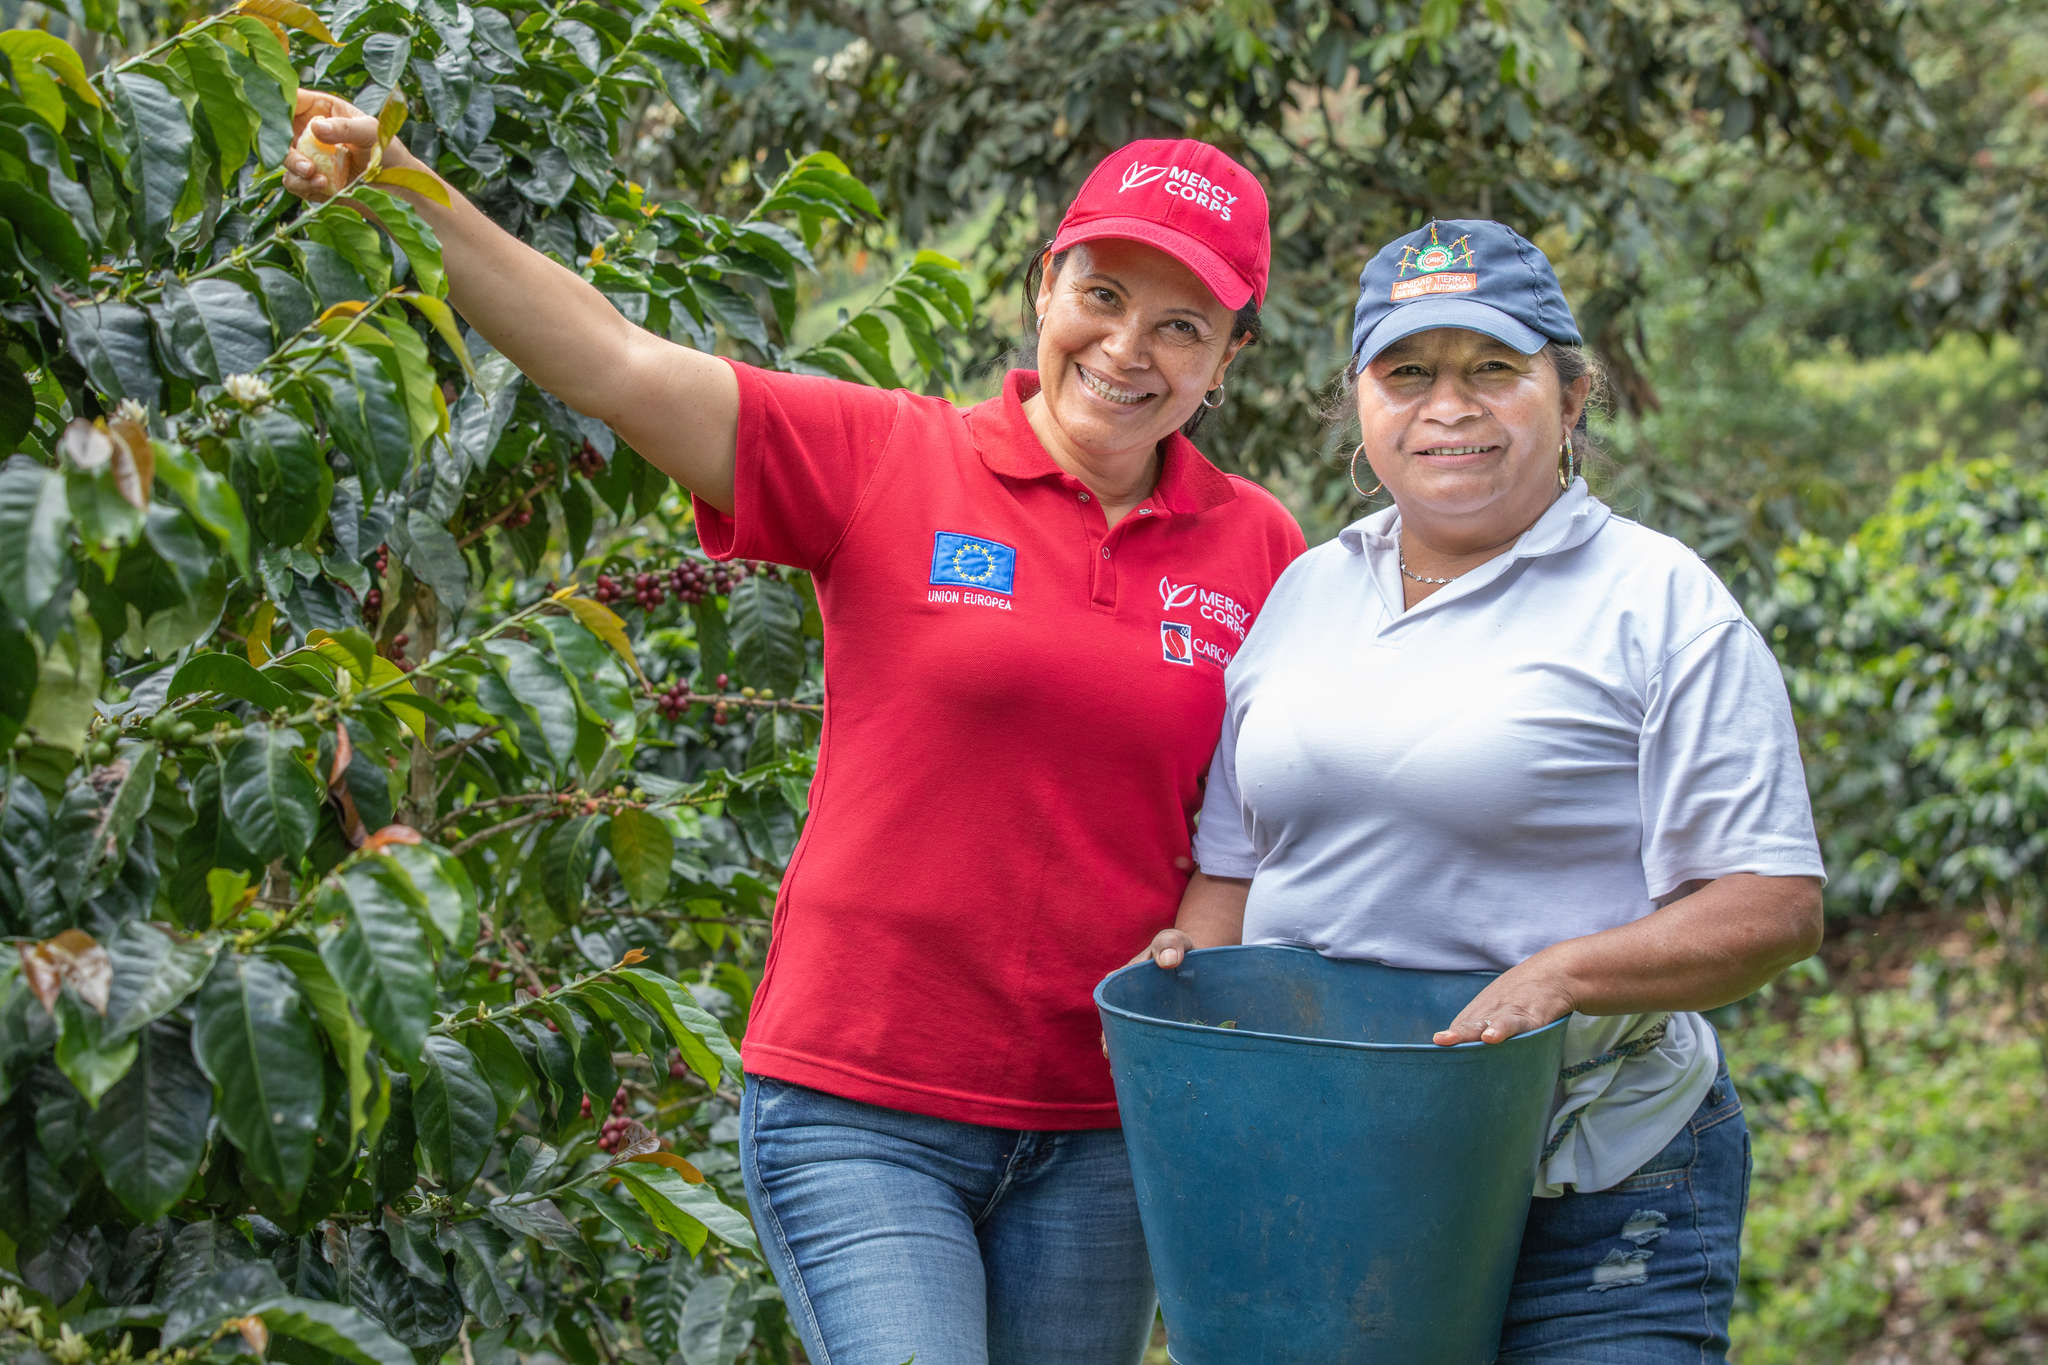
[930,532,1017,595]
[1351,218,1582,365]
[1392,227,1477,300]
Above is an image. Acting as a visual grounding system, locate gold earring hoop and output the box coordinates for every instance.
[1350,442,1383,499]
[1558,433,1577,489]
[1201,385,1226,410]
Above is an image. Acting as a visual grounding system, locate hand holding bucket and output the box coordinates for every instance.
[1097,944,1569,1365]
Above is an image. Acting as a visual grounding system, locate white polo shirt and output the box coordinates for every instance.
[1192,481,1824,1194]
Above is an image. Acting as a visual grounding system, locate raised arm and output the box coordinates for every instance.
[283,92,738,513]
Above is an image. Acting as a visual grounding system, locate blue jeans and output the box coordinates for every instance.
[1496,1053,1752,1363]
[739,1076,1157,1365]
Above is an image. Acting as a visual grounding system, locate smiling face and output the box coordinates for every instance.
[1357,328,1590,557]
[1024,239,1245,480]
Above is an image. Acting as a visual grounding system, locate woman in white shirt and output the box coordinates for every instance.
[1142,219,1825,1361]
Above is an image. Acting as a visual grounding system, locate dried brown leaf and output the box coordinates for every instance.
[236,1315,270,1356]
[58,418,112,472]
[612,1120,660,1163]
[107,418,154,508]
[361,824,423,853]
[626,1149,705,1184]
[19,928,112,1015]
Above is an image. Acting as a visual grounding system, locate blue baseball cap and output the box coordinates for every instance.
[1350,219,1581,366]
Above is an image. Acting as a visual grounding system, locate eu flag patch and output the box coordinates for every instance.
[930,532,1017,595]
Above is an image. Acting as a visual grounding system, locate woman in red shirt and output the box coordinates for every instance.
[288,99,1302,1363]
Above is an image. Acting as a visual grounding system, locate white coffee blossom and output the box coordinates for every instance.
[812,37,872,84]
[113,397,148,425]
[224,372,274,407]
[50,1325,91,1364]
[0,1285,41,1337]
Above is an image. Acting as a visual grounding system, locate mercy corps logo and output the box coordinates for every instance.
[1159,576,1251,640]
[1119,162,1239,222]
[1158,575,1250,669]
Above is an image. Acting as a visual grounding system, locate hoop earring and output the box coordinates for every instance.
[1558,433,1577,489]
[1349,442,1383,499]
[1201,385,1225,410]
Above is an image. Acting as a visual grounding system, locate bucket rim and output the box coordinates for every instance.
[1095,943,1570,1053]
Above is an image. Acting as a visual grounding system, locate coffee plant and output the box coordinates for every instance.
[1763,456,2048,1067]
[0,0,968,1360]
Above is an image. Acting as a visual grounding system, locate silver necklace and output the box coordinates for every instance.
[1398,552,1459,585]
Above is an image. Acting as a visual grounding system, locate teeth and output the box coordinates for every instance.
[1425,445,1490,456]
[1078,367,1151,405]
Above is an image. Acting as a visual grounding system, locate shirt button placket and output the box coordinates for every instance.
[1092,539,1116,606]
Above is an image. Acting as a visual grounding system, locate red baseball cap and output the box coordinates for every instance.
[1048,138,1271,310]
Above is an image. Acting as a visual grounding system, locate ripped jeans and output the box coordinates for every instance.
[1496,1051,1752,1363]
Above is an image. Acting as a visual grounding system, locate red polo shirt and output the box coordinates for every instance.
[695,363,1304,1128]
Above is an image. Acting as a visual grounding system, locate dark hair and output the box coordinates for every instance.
[1020,243,1262,442]
[1325,341,1609,499]
[1545,343,1605,442]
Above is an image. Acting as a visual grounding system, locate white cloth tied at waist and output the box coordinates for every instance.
[1532,1009,1719,1198]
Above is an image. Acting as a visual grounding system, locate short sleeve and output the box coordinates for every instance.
[690,360,906,570]
[1638,619,1826,897]
[1191,690,1261,878]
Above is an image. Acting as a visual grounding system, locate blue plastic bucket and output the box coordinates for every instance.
[1096,944,1568,1365]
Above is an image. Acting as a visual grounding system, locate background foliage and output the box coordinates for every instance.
[4,0,2045,1361]
[1,0,963,1360]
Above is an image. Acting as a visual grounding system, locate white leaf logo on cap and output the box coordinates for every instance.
[1120,163,1169,193]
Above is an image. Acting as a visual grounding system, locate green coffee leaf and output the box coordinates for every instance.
[636,1252,694,1360]
[382,841,477,951]
[728,575,803,696]
[614,1162,758,1257]
[680,1274,755,1365]
[443,1220,519,1328]
[486,638,581,769]
[112,68,196,260]
[608,807,672,910]
[415,1034,493,1198]
[369,1070,416,1203]
[314,343,415,498]
[167,653,297,711]
[169,34,257,180]
[349,186,446,297]
[104,921,219,1038]
[219,724,323,864]
[0,182,91,282]
[59,300,162,407]
[54,991,140,1106]
[304,209,393,293]
[614,967,740,1087]
[50,738,159,904]
[539,813,604,917]
[154,441,252,573]
[88,1019,211,1220]
[462,1014,531,1121]
[371,313,443,448]
[320,863,433,1060]
[568,1011,615,1109]
[164,279,275,385]
[0,31,100,111]
[217,33,295,164]
[0,457,73,623]
[23,606,103,757]
[191,954,324,1200]
[240,1295,411,1365]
